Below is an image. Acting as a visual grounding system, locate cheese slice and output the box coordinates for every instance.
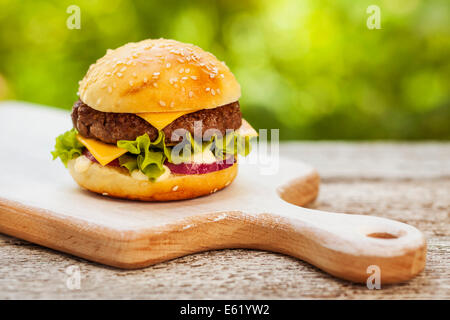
[238,119,258,137]
[137,111,190,130]
[76,135,127,166]
[136,109,258,139]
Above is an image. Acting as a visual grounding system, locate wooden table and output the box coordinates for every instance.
[0,142,448,299]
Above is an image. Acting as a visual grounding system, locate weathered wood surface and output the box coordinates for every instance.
[0,142,449,299]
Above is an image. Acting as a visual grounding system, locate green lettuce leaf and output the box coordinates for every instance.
[51,127,254,181]
[117,130,254,181]
[210,132,253,159]
[51,129,84,167]
[117,133,169,181]
[171,131,253,162]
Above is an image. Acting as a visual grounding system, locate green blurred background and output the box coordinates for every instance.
[0,0,449,140]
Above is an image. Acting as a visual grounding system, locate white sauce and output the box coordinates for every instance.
[74,155,92,173]
[131,165,172,182]
[156,165,171,182]
[191,149,217,164]
[131,170,148,181]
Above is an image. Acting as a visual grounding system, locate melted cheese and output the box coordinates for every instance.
[76,135,127,166]
[137,111,190,130]
[137,107,258,138]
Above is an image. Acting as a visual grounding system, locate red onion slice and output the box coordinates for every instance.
[164,157,235,175]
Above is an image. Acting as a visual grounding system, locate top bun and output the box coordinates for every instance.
[78,39,241,113]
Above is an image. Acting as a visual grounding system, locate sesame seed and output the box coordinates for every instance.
[181,87,186,93]
[129,80,134,86]
[159,100,166,107]
[188,91,194,98]
[153,72,160,76]
[106,72,111,76]
[172,185,179,191]
[210,73,215,78]
[220,74,224,78]
[211,89,216,95]
[174,83,179,88]
[190,76,197,80]
[120,67,127,72]
[181,76,188,81]
[153,82,158,88]
[216,88,221,94]
[170,101,175,107]
[117,72,123,77]
[143,77,148,83]
[179,68,184,74]
[205,87,210,92]
[185,68,190,73]
[166,63,171,68]
[177,58,185,63]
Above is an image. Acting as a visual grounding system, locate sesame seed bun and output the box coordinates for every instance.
[78,39,241,114]
[67,159,238,201]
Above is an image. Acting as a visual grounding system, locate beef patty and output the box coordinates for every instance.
[71,100,242,145]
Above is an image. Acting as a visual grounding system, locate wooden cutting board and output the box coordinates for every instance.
[0,102,426,284]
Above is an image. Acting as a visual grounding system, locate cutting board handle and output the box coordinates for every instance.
[239,200,427,284]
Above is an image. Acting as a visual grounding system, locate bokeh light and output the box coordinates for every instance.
[0,0,448,139]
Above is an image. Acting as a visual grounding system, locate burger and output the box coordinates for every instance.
[51,38,257,201]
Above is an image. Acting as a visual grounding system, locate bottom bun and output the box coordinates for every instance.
[67,158,238,201]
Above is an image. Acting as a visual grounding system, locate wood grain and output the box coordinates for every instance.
[0,103,427,285]
[0,142,448,299]
[0,102,448,299]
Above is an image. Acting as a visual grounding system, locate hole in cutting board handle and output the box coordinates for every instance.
[366,232,399,239]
